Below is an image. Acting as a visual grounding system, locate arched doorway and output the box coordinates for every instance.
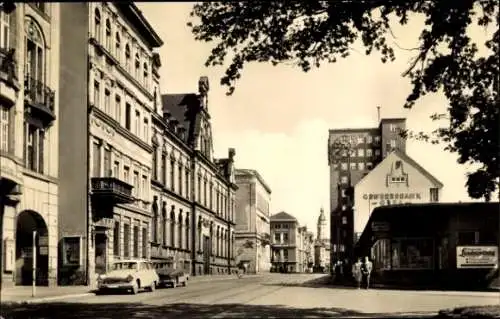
[16,210,49,286]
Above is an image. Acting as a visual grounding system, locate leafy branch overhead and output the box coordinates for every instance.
[188,1,499,200]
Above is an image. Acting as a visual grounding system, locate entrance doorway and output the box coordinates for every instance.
[203,235,210,274]
[16,210,49,286]
[95,232,107,275]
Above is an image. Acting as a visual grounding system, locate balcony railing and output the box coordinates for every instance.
[91,177,134,204]
[24,75,55,112]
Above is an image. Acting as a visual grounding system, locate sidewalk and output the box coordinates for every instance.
[0,274,260,304]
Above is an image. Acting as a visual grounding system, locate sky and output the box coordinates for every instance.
[138,3,491,234]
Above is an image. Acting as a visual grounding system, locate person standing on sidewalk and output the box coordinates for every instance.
[361,256,373,289]
[351,258,363,289]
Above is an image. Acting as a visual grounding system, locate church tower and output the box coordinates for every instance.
[317,207,326,243]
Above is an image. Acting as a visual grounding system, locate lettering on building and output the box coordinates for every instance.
[362,193,422,201]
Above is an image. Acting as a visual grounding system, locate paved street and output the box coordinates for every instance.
[1,273,499,318]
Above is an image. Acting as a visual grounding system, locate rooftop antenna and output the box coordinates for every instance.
[377,106,381,123]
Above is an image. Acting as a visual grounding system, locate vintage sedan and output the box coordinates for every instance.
[97,259,159,294]
[154,262,189,288]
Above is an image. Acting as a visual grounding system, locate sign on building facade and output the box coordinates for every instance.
[456,246,498,269]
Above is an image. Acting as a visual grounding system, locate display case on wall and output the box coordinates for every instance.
[3,238,14,272]
[62,236,83,267]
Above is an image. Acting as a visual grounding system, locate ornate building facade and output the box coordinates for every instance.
[1,3,60,287]
[58,2,163,285]
[234,169,272,273]
[156,77,238,276]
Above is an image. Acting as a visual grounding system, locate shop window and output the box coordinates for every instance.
[391,238,433,270]
[457,231,478,245]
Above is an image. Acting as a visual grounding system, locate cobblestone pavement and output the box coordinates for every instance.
[1,273,499,318]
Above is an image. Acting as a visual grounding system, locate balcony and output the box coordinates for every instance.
[0,48,20,106]
[91,177,134,205]
[24,75,56,126]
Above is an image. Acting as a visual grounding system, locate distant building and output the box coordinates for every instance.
[234,169,272,273]
[297,226,314,273]
[270,212,302,273]
[328,118,407,265]
[328,118,444,270]
[314,208,331,273]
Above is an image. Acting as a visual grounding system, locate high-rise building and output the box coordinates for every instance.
[234,169,272,274]
[327,118,407,265]
[1,3,60,287]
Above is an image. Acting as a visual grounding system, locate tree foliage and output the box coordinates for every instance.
[188,1,499,200]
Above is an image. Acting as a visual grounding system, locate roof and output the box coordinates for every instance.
[115,3,163,48]
[161,93,201,146]
[235,169,272,194]
[355,202,499,251]
[355,149,443,188]
[270,211,297,222]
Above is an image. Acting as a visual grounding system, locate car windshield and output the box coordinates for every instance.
[112,262,138,271]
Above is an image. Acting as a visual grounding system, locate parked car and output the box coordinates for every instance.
[153,261,189,288]
[97,259,159,294]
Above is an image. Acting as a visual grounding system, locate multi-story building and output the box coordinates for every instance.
[58,2,163,284]
[328,117,442,269]
[159,77,238,276]
[270,211,303,273]
[297,226,311,273]
[305,231,315,272]
[234,168,272,274]
[0,3,60,287]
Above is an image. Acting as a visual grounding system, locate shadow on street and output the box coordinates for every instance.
[0,302,436,319]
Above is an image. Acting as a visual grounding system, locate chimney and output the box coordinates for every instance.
[228,148,236,161]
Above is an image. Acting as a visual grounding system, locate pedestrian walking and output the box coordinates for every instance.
[351,258,363,289]
[361,256,373,289]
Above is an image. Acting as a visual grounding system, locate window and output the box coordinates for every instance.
[142,175,148,199]
[113,221,120,256]
[357,137,364,144]
[357,149,364,157]
[143,62,149,87]
[283,233,288,243]
[185,169,190,199]
[430,188,439,202]
[123,224,130,257]
[374,136,381,143]
[104,19,111,50]
[152,145,158,181]
[94,8,101,42]
[197,176,202,202]
[358,162,365,170]
[133,171,139,197]
[1,11,10,48]
[170,210,175,247]
[366,135,372,144]
[134,53,140,79]
[342,216,347,225]
[25,18,45,88]
[390,139,396,149]
[457,231,479,245]
[341,163,347,171]
[375,149,381,156]
[366,149,372,157]
[185,217,190,250]
[0,106,9,152]
[161,152,166,184]
[115,95,121,123]
[350,162,356,170]
[178,164,183,195]
[115,32,121,61]
[367,162,373,170]
[389,124,398,132]
[283,249,288,261]
[142,228,147,258]
[25,125,45,174]
[123,166,129,183]
[91,142,101,177]
[125,44,131,71]
[332,163,338,170]
[125,103,131,130]
[93,81,100,107]
[204,180,207,207]
[170,159,175,191]
[103,148,111,177]
[133,225,139,258]
[178,214,182,248]
[113,161,119,178]
[143,118,148,141]
[340,176,348,184]
[104,89,110,114]
[274,233,280,243]
[134,110,140,136]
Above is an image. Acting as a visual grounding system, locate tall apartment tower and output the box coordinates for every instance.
[327,118,406,265]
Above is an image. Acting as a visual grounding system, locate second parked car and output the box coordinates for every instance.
[154,261,189,288]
